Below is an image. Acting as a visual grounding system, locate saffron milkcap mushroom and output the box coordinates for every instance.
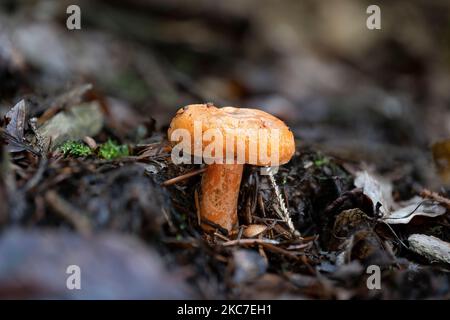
[168,103,295,232]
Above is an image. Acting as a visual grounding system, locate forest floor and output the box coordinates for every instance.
[1,0,450,299]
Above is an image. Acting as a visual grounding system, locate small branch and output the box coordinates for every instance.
[222,238,306,262]
[214,232,230,242]
[162,207,176,233]
[45,190,92,236]
[262,243,302,260]
[222,238,280,246]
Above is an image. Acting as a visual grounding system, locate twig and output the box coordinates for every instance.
[222,238,306,262]
[45,190,92,236]
[162,207,176,232]
[253,217,285,223]
[237,225,244,241]
[214,232,230,242]
[162,167,206,186]
[201,218,229,236]
[421,189,450,209]
[262,243,302,260]
[258,193,266,217]
[286,243,311,250]
[222,238,280,246]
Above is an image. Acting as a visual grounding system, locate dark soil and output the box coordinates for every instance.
[1,0,450,299]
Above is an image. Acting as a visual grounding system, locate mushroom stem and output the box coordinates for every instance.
[200,163,244,231]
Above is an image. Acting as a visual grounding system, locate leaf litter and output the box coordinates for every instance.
[2,1,450,300]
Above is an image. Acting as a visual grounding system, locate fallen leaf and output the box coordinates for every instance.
[37,101,103,151]
[354,170,393,216]
[243,224,267,238]
[384,196,446,224]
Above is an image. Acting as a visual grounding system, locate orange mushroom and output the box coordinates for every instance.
[168,103,295,232]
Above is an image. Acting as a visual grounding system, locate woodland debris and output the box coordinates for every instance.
[4,99,27,152]
[420,189,450,209]
[37,101,103,151]
[38,84,94,124]
[162,167,206,186]
[222,238,280,247]
[354,171,447,224]
[354,170,393,216]
[384,196,446,224]
[45,190,92,236]
[267,171,297,236]
[243,224,267,238]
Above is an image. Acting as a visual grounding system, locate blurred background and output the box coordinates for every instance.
[2,0,450,183]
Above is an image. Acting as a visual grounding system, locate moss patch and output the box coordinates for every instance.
[60,141,92,157]
[98,139,129,160]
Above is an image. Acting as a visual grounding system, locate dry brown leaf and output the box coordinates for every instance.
[4,99,27,152]
[243,224,267,238]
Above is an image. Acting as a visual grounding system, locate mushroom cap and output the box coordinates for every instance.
[168,104,295,166]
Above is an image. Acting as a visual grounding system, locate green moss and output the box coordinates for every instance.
[60,141,92,157]
[98,139,129,160]
[60,139,129,160]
